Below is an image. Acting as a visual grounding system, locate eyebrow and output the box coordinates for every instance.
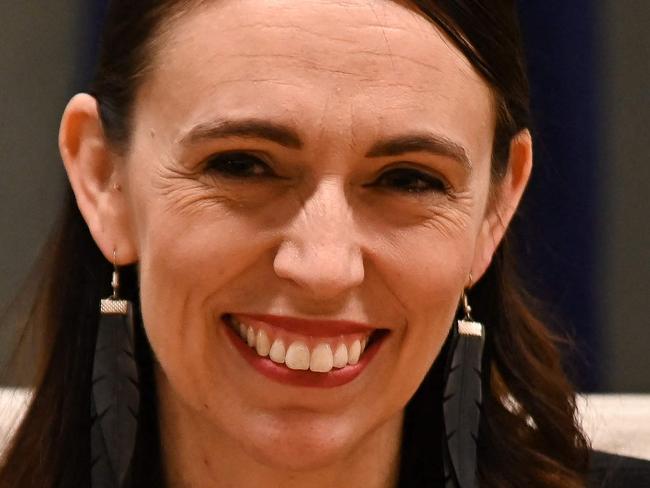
[180,118,471,170]
[179,118,303,149]
[365,134,472,170]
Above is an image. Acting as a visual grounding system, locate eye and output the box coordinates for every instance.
[373,167,448,194]
[203,152,274,179]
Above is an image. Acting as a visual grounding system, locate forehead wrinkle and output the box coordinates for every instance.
[222,21,409,46]
[152,0,470,75]
[210,21,448,76]
[155,1,451,76]
[191,49,447,87]
[364,0,398,73]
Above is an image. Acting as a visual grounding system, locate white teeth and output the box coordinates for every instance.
[285,341,310,370]
[333,343,349,368]
[246,326,256,348]
[348,340,361,365]
[269,339,286,364]
[255,329,270,357]
[232,316,372,371]
[309,343,333,373]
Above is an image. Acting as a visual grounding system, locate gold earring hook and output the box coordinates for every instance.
[462,290,473,320]
[461,272,474,320]
[111,249,120,300]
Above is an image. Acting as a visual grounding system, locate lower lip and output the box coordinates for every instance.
[222,319,386,388]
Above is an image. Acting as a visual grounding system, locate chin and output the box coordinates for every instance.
[238,414,359,471]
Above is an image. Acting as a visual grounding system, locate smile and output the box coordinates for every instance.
[221,313,387,387]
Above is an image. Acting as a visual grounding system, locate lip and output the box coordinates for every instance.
[221,316,388,388]
[234,313,378,337]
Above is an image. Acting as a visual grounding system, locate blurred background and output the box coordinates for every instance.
[0,1,648,391]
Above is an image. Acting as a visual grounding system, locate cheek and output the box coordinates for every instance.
[132,189,272,403]
[364,218,477,405]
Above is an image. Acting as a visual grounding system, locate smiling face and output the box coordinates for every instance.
[61,0,531,476]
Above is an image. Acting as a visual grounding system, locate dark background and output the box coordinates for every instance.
[1,1,648,391]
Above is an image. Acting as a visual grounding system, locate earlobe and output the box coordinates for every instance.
[470,130,533,281]
[59,93,138,264]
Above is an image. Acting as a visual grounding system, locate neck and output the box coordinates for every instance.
[156,373,403,488]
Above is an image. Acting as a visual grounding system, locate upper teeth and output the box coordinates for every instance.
[230,316,370,373]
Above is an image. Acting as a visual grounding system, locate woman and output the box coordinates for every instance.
[1,1,647,487]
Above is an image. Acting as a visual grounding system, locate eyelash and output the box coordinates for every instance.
[202,151,449,194]
[203,151,275,179]
[370,167,448,194]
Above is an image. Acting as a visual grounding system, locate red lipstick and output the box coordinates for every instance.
[235,313,377,336]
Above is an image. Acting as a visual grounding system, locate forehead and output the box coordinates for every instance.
[140,0,494,159]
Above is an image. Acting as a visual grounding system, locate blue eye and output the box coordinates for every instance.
[375,168,448,193]
[204,152,273,179]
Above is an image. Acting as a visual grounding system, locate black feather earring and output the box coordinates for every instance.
[91,251,140,488]
[443,285,485,488]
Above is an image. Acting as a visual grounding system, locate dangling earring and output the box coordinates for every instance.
[91,250,140,488]
[443,279,485,488]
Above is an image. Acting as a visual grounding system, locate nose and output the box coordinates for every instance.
[273,180,365,301]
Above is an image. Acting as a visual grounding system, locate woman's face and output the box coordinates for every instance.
[89,0,513,470]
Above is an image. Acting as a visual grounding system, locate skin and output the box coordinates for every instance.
[59,0,532,486]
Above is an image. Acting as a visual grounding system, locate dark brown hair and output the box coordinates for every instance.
[0,1,589,486]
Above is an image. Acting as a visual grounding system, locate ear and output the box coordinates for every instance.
[59,93,138,265]
[470,130,533,282]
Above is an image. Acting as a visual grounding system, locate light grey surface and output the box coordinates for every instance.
[600,1,650,391]
[577,394,650,460]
